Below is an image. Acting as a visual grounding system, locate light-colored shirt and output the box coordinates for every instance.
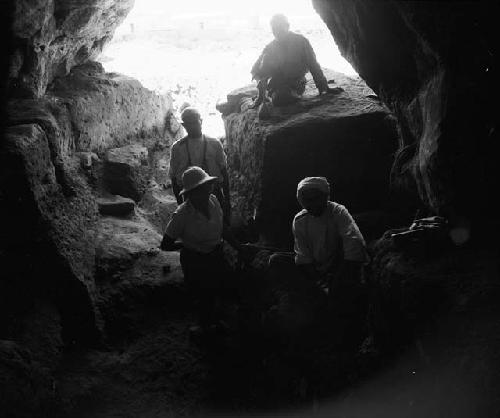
[293,201,367,273]
[165,194,223,253]
[168,135,227,185]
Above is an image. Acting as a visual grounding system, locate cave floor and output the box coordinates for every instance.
[55,304,314,418]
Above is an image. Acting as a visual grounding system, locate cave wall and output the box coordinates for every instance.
[313,0,499,229]
[0,0,179,354]
[9,0,134,98]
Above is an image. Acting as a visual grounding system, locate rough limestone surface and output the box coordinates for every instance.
[48,61,180,152]
[9,0,135,98]
[104,144,150,202]
[313,0,499,226]
[94,215,185,339]
[97,195,136,216]
[0,340,55,416]
[2,62,179,349]
[370,233,500,415]
[220,71,399,247]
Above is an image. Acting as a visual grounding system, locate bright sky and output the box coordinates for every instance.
[129,0,316,17]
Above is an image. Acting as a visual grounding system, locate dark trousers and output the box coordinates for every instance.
[180,245,233,328]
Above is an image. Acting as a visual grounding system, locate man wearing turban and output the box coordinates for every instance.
[270,177,367,296]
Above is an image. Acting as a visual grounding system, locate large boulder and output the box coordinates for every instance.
[9,0,134,98]
[313,0,499,230]
[103,144,150,202]
[220,71,400,247]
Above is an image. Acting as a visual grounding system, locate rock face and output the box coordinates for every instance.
[94,216,185,339]
[48,61,177,152]
[313,0,499,228]
[370,231,500,415]
[1,122,102,343]
[221,71,399,247]
[9,0,134,98]
[104,144,149,201]
[1,60,179,347]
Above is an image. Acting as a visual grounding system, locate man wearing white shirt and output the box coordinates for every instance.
[269,176,367,295]
[168,107,231,222]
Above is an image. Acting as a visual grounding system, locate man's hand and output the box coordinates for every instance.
[171,178,183,205]
[160,234,183,251]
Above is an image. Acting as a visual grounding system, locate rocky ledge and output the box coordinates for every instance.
[218,70,404,247]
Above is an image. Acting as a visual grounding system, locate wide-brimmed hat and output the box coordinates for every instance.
[180,166,217,195]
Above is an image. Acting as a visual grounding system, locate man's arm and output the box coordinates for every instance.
[160,234,183,251]
[303,37,329,94]
[160,209,184,251]
[168,143,183,205]
[335,205,368,282]
[171,177,183,205]
[293,217,319,281]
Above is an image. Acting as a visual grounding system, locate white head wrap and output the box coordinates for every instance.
[297,177,330,205]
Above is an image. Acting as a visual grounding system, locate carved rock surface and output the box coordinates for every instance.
[97,195,136,216]
[104,144,150,202]
[1,64,178,345]
[1,123,102,342]
[9,0,134,98]
[48,61,178,152]
[94,215,185,339]
[313,0,499,226]
[221,71,399,247]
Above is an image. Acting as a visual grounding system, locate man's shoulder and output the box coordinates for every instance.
[173,200,189,215]
[172,136,188,148]
[204,135,222,144]
[293,209,309,224]
[205,136,224,150]
[289,31,309,43]
[328,201,352,218]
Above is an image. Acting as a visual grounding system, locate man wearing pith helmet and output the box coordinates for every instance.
[160,166,245,334]
[168,107,231,223]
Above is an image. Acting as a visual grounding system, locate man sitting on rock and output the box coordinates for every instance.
[169,107,231,223]
[251,14,341,108]
[269,177,367,299]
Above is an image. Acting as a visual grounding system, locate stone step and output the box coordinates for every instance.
[97,195,136,216]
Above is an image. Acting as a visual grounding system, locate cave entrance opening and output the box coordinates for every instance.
[97,0,357,138]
